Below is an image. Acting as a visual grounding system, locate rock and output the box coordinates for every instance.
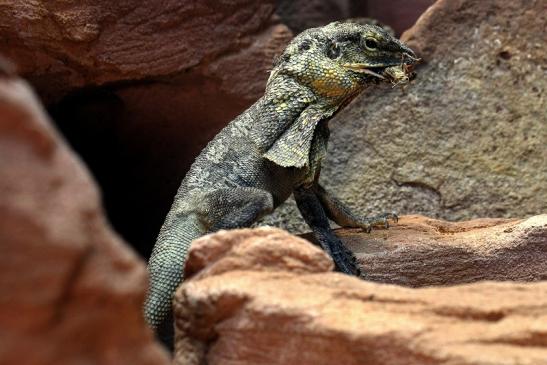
[184,228,334,281]
[275,0,351,33]
[0,0,285,103]
[353,0,436,35]
[276,0,433,36]
[0,0,293,257]
[0,71,168,363]
[0,55,16,77]
[267,0,547,231]
[336,214,547,286]
[173,226,547,365]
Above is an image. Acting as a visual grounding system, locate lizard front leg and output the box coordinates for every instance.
[314,183,397,232]
[294,186,360,276]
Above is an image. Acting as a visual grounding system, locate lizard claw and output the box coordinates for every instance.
[361,223,372,233]
[359,212,398,232]
[379,212,398,224]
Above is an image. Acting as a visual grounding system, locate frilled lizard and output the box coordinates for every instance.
[145,21,418,330]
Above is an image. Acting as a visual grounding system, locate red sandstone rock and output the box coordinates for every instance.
[0,69,168,364]
[0,0,287,103]
[276,0,434,35]
[184,228,334,281]
[173,226,547,365]
[338,214,547,286]
[276,0,351,33]
[360,0,436,35]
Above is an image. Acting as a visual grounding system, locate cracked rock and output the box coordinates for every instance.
[174,225,547,365]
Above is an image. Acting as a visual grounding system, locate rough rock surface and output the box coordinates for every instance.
[0,0,293,256]
[354,0,436,36]
[0,69,168,363]
[336,214,547,286]
[275,0,351,33]
[266,0,547,232]
[276,0,434,35]
[174,226,547,365]
[0,0,286,103]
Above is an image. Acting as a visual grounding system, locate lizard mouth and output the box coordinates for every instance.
[343,58,421,85]
[342,63,388,80]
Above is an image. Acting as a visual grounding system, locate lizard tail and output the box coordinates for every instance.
[144,212,204,329]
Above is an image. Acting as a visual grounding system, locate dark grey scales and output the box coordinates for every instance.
[144,21,418,330]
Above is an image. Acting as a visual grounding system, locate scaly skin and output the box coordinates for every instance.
[145,21,418,331]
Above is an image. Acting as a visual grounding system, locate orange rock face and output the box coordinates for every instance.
[337,215,547,286]
[174,226,547,365]
[0,70,168,364]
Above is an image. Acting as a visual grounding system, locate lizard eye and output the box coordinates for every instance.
[299,40,311,51]
[364,38,378,51]
[327,42,341,59]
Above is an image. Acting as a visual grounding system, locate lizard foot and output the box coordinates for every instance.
[359,212,398,233]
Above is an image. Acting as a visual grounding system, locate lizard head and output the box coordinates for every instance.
[269,21,418,101]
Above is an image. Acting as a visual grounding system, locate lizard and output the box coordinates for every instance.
[144,21,418,331]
